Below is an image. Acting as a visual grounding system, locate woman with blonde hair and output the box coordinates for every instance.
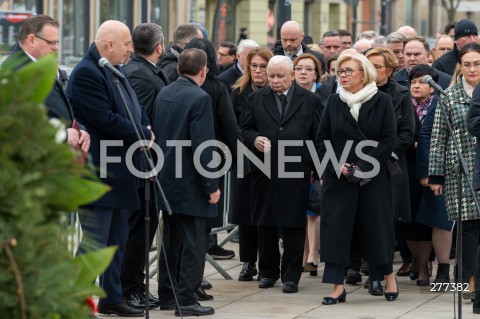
[316,53,398,304]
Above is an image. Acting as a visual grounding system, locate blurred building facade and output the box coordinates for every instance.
[0,0,478,65]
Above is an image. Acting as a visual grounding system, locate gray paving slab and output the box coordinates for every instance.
[97,235,479,319]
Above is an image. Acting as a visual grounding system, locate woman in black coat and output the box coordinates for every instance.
[316,53,398,304]
[365,48,415,290]
[229,48,273,281]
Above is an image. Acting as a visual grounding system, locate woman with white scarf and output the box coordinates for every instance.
[316,53,398,304]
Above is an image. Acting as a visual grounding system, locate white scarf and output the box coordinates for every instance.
[339,81,378,121]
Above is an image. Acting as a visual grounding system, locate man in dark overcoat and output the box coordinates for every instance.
[67,20,154,317]
[152,48,219,316]
[241,55,322,293]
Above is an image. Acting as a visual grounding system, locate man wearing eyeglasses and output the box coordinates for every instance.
[3,14,90,153]
[393,37,451,90]
[217,41,236,72]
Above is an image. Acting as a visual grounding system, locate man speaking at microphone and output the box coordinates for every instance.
[67,20,154,317]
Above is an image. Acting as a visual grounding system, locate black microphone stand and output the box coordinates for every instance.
[112,74,172,319]
[434,88,480,319]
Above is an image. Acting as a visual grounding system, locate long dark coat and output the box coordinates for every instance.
[316,92,397,265]
[381,79,415,222]
[229,84,255,225]
[151,76,219,218]
[241,83,322,228]
[200,76,243,227]
[67,44,152,210]
[467,83,480,191]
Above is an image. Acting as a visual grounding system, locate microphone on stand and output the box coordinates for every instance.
[422,75,446,95]
[98,57,126,80]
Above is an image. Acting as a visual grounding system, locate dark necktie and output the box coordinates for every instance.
[291,54,297,60]
[279,94,287,121]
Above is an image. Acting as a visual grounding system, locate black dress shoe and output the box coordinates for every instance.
[159,299,176,311]
[345,269,362,284]
[124,291,160,309]
[258,277,275,288]
[195,286,214,301]
[98,302,144,317]
[175,302,215,316]
[322,289,347,305]
[368,279,384,296]
[201,278,213,290]
[238,262,258,281]
[282,281,299,293]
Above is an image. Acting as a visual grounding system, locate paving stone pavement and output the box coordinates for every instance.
[97,236,479,319]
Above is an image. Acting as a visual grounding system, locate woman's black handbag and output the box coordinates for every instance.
[308,180,322,213]
[386,152,402,177]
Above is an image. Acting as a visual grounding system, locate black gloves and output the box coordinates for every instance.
[345,164,371,186]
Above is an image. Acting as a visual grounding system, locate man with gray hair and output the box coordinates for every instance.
[371,36,387,48]
[241,55,322,294]
[359,30,379,40]
[218,38,259,92]
[121,22,168,310]
[158,23,200,82]
[320,30,343,59]
[387,32,406,70]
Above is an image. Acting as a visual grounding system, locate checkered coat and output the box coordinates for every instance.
[429,81,479,221]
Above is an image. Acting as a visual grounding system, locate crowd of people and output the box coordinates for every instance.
[7,12,480,317]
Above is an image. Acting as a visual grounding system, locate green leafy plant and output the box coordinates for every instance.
[0,54,112,319]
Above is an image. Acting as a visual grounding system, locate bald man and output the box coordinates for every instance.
[272,20,326,73]
[397,25,418,38]
[67,20,154,317]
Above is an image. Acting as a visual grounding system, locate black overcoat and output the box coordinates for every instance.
[152,76,219,218]
[382,80,415,222]
[229,84,255,225]
[241,83,322,228]
[67,44,152,210]
[316,91,396,265]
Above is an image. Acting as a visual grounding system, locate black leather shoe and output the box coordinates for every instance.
[159,299,176,311]
[201,278,213,290]
[124,291,160,309]
[384,279,399,301]
[282,281,298,293]
[98,302,144,317]
[175,302,215,316]
[368,279,384,296]
[258,277,275,288]
[322,289,347,305]
[194,286,214,301]
[238,262,258,281]
[345,269,362,284]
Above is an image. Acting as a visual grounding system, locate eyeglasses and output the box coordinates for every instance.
[294,66,316,73]
[461,61,480,69]
[34,34,60,47]
[250,63,267,72]
[336,68,362,76]
[392,49,404,56]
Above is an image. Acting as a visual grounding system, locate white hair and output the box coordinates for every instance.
[237,39,259,54]
[267,55,294,71]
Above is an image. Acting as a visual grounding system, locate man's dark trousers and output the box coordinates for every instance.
[121,182,159,295]
[79,206,133,305]
[158,214,207,306]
